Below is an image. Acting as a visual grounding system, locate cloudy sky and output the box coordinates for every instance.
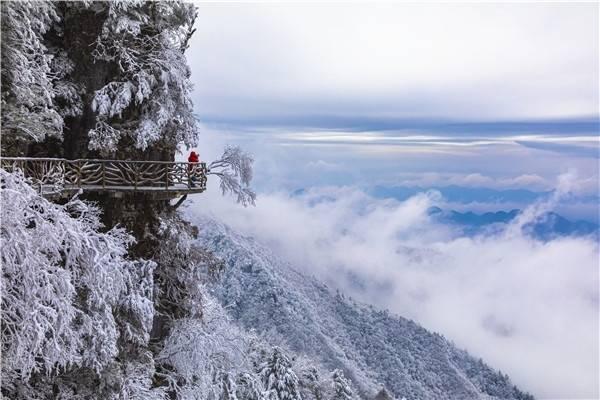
[187,2,599,217]
[186,3,599,398]
[190,3,598,121]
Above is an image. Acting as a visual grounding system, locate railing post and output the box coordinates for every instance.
[77,160,82,188]
[165,164,169,190]
[187,163,191,189]
[59,159,65,188]
[134,163,138,190]
[102,162,106,189]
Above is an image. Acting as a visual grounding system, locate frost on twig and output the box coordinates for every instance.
[208,145,257,207]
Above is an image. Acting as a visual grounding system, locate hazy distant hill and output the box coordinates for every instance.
[370,185,549,204]
[427,207,599,240]
[194,216,534,400]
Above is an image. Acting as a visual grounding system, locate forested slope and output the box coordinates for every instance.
[195,216,534,400]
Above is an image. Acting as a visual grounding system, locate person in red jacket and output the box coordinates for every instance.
[188,151,200,187]
[188,151,199,163]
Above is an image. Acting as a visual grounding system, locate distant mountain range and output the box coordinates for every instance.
[370,185,551,204]
[370,185,599,216]
[292,187,598,240]
[427,207,599,240]
[194,216,534,400]
[293,185,554,205]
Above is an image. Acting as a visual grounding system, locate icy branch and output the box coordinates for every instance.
[0,169,155,385]
[208,145,257,207]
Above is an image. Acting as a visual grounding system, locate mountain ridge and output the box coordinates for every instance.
[427,207,599,239]
[192,214,534,400]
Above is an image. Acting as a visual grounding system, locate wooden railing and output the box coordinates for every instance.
[0,157,208,194]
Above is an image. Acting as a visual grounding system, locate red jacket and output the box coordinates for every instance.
[188,152,199,163]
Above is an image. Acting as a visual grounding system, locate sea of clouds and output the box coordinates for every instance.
[184,4,598,396]
[187,173,599,399]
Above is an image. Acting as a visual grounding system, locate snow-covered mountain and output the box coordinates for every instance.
[193,215,533,400]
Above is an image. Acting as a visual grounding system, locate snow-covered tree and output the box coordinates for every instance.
[237,372,269,400]
[296,360,326,400]
[88,1,198,152]
[259,347,302,400]
[1,1,199,157]
[153,212,224,321]
[330,370,355,400]
[1,0,63,144]
[157,290,270,399]
[214,372,239,400]
[209,145,257,206]
[0,169,156,397]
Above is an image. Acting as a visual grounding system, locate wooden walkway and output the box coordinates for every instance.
[1,157,208,196]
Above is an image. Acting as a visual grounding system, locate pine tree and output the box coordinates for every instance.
[298,365,324,400]
[331,369,355,400]
[215,372,239,400]
[237,372,268,400]
[259,347,303,400]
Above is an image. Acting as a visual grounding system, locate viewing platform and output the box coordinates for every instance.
[0,157,208,198]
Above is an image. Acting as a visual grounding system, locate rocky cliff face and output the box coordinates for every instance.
[2,1,194,233]
[13,2,191,163]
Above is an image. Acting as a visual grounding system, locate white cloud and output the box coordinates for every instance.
[388,171,600,195]
[305,159,341,171]
[191,123,599,198]
[186,178,599,399]
[189,2,598,121]
[500,174,550,190]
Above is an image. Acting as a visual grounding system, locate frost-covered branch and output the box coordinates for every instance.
[88,2,199,152]
[0,169,155,392]
[0,1,64,142]
[208,145,257,207]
